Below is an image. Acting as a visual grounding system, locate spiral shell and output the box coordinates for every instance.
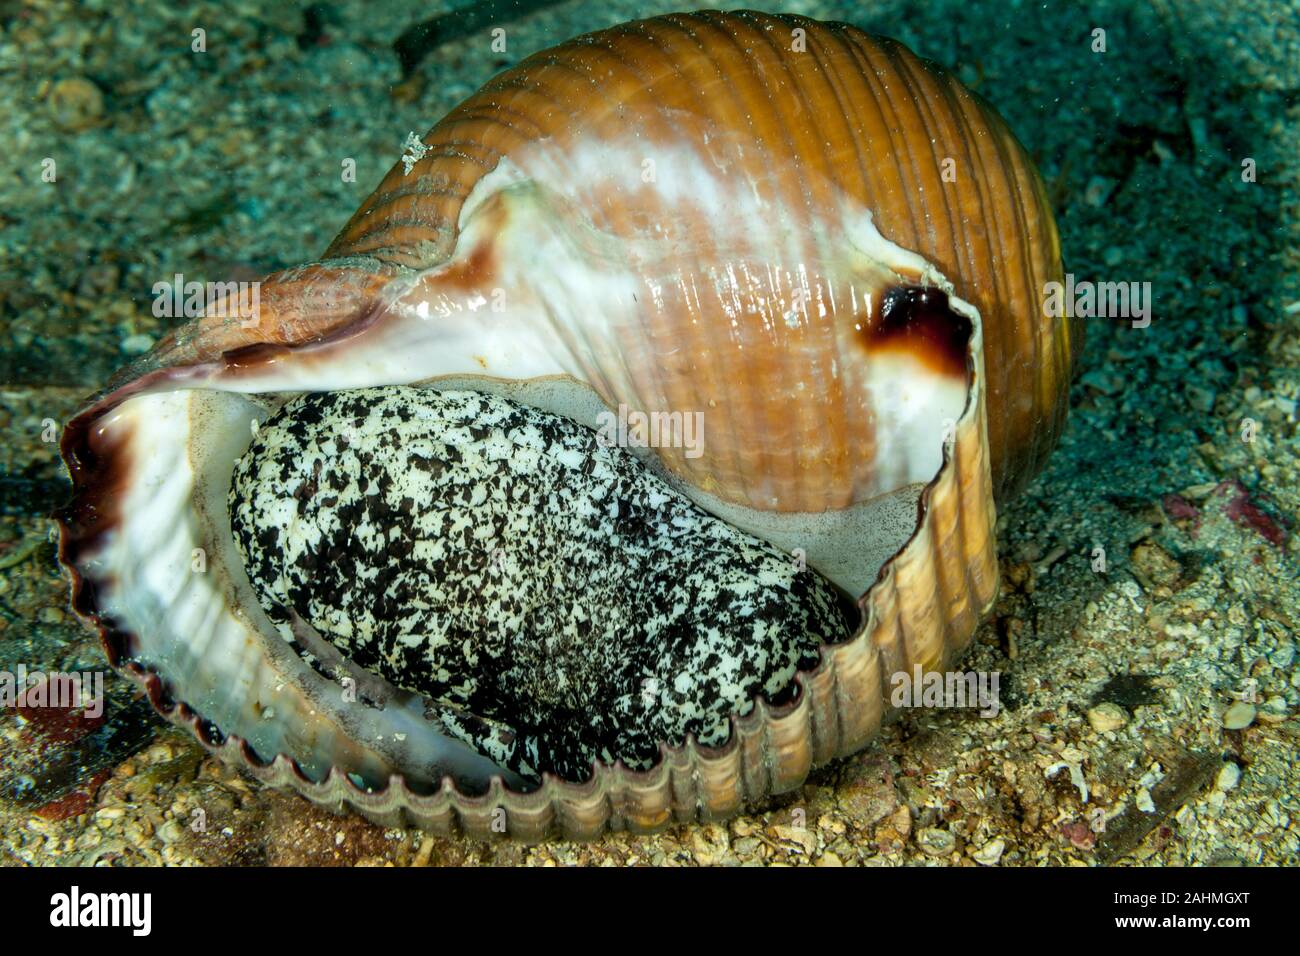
[58,11,1076,839]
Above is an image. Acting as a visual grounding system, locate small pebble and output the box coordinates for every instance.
[1179,482,1218,500]
[1062,821,1096,849]
[1080,368,1125,395]
[971,837,1006,866]
[1083,175,1116,207]
[771,824,817,855]
[48,77,104,132]
[1087,702,1129,733]
[121,333,155,355]
[37,606,64,625]
[157,819,185,844]
[1215,762,1241,792]
[1222,701,1256,730]
[916,827,956,857]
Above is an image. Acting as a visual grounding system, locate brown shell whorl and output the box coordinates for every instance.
[325,9,1078,501]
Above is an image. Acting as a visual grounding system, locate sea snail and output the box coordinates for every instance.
[58,11,1080,839]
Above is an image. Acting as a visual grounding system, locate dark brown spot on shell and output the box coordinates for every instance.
[58,413,131,568]
[57,410,135,663]
[860,286,971,380]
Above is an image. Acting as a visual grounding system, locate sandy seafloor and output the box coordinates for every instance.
[0,0,1296,866]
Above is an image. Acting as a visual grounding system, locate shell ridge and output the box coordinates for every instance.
[953,95,1044,484]
[734,11,863,503]
[686,14,819,509]
[883,42,976,327]
[630,15,773,507]
[837,33,928,260]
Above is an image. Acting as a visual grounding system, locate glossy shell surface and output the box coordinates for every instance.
[333,8,1076,502]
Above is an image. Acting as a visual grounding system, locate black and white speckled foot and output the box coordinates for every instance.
[229,386,852,783]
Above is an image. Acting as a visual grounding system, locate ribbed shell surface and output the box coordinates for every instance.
[326,9,1077,501]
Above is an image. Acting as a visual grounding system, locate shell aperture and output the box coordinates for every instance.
[228,387,854,783]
